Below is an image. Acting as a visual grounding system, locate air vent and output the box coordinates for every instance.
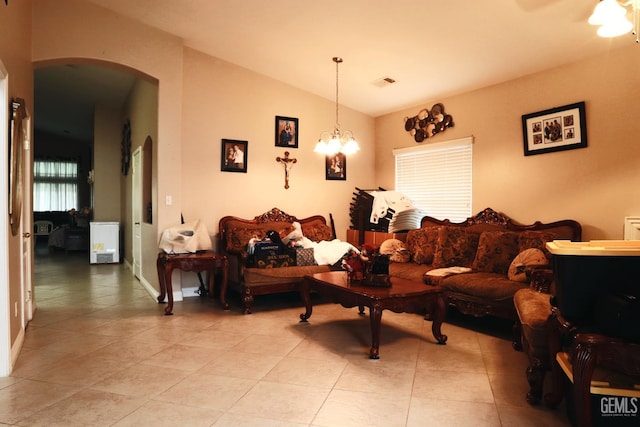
[373,76,397,88]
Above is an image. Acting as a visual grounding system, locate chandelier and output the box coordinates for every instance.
[589,0,640,41]
[314,57,360,155]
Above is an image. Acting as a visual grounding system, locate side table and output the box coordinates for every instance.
[156,251,229,315]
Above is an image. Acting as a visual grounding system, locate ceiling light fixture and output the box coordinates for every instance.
[589,0,640,42]
[314,57,360,156]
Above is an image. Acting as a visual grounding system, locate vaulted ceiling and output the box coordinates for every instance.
[36,0,631,140]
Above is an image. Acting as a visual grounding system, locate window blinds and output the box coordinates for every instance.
[393,136,473,223]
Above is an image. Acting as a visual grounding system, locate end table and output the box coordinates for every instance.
[156,251,229,315]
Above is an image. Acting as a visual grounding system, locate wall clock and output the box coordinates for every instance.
[9,98,26,236]
[121,120,131,176]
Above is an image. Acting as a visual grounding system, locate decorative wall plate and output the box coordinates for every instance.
[404,103,454,142]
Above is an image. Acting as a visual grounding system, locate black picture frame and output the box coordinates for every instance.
[522,101,587,156]
[221,139,248,173]
[325,153,346,180]
[275,116,298,148]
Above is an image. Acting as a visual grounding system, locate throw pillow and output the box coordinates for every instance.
[406,227,439,264]
[432,227,481,268]
[301,222,333,242]
[379,238,410,263]
[472,231,520,274]
[518,230,560,260]
[508,248,549,282]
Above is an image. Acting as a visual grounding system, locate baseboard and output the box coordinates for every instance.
[138,275,183,302]
[10,326,25,374]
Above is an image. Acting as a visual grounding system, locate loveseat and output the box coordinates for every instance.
[388,208,582,322]
[219,207,343,314]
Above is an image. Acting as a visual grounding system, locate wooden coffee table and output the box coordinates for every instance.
[299,271,447,359]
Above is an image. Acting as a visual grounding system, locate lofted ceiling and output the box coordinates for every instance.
[36,0,631,140]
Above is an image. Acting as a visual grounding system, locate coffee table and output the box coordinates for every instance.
[299,271,447,359]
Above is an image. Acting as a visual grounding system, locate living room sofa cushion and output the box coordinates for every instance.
[472,231,520,274]
[507,248,548,282]
[432,226,480,268]
[441,272,528,301]
[406,227,439,264]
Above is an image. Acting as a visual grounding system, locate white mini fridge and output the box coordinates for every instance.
[90,222,120,264]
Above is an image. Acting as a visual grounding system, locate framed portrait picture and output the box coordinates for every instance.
[522,101,587,156]
[275,116,298,148]
[325,153,346,180]
[221,139,248,173]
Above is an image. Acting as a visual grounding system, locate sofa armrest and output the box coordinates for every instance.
[529,268,553,293]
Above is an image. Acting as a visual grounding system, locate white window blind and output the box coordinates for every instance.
[394,136,473,222]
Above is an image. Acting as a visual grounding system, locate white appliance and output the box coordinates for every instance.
[90,222,120,264]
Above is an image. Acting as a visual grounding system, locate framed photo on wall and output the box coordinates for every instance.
[221,139,248,173]
[325,153,346,180]
[275,116,298,148]
[522,101,587,156]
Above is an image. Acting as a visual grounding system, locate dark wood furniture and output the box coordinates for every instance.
[542,241,640,426]
[546,308,640,427]
[156,251,229,315]
[419,208,581,321]
[299,271,447,359]
[64,227,89,252]
[218,208,337,314]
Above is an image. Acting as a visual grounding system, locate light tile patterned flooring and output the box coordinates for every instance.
[0,245,572,426]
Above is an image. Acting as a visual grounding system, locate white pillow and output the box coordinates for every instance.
[507,248,548,282]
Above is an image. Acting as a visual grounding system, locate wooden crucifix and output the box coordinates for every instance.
[275,151,297,189]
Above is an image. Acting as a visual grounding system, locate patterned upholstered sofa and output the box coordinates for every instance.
[388,208,582,322]
[218,208,340,314]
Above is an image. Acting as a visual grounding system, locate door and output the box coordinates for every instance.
[21,113,33,325]
[132,147,142,278]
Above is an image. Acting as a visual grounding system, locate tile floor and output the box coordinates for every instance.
[0,245,572,426]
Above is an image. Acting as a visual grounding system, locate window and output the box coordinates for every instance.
[33,158,79,211]
[394,136,473,222]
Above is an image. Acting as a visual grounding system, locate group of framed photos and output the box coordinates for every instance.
[522,101,587,156]
[220,115,346,180]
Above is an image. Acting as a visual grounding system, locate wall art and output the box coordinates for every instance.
[275,116,298,148]
[404,103,454,142]
[522,101,587,156]
[221,139,248,173]
[325,153,346,181]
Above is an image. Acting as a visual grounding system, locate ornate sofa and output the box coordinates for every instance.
[388,208,582,321]
[218,208,341,314]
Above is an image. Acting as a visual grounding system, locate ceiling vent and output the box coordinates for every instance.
[373,76,397,88]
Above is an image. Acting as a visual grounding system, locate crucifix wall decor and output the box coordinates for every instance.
[276,151,297,189]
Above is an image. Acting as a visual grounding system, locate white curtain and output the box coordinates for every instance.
[33,159,79,211]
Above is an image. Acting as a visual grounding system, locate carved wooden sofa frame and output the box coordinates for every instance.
[218,207,337,314]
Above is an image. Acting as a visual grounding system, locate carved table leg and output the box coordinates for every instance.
[156,254,166,305]
[219,257,229,310]
[156,254,173,315]
[369,303,383,359]
[429,293,448,345]
[299,280,313,322]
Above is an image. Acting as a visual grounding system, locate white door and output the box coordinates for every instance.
[132,147,142,278]
[21,114,33,325]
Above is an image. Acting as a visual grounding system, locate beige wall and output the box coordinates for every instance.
[121,78,158,276]
[32,0,184,291]
[180,48,376,244]
[375,44,640,240]
[93,104,122,222]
